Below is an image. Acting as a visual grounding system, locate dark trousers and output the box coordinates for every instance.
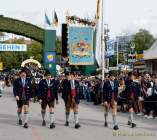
[144,95,157,115]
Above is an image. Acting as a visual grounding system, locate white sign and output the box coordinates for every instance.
[0,44,27,51]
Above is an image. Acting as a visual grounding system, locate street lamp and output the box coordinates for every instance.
[130,42,135,50]
[130,42,136,70]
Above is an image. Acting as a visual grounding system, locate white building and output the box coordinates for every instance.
[144,40,157,74]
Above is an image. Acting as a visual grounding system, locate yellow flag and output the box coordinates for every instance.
[0,62,3,71]
[96,0,100,20]
[52,11,58,27]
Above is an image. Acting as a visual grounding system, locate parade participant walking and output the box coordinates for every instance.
[152,78,157,118]
[13,69,32,128]
[38,70,58,129]
[125,72,141,128]
[61,72,81,129]
[103,72,119,130]
[0,72,5,97]
[118,79,127,112]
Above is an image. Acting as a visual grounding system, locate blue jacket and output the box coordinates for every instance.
[13,78,32,100]
[125,79,141,99]
[103,80,119,102]
[61,79,80,105]
[38,79,58,101]
[152,84,157,96]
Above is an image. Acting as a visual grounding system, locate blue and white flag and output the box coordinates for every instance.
[106,40,115,58]
[45,13,51,26]
[95,0,103,67]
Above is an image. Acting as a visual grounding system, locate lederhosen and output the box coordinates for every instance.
[41,80,56,109]
[109,80,117,108]
[127,81,140,110]
[66,80,78,110]
[103,80,118,109]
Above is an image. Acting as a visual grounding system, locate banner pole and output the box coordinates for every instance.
[101,0,105,88]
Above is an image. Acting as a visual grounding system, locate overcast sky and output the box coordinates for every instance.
[1,0,157,38]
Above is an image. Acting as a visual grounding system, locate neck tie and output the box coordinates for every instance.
[49,80,51,86]
[71,80,75,89]
[47,80,49,86]
[111,81,115,99]
[22,79,25,86]
[22,79,26,96]
[71,80,76,97]
[47,89,51,98]
[47,80,51,99]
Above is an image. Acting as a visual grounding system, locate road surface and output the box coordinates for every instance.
[0,87,156,140]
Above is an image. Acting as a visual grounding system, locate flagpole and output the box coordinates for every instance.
[116,37,119,76]
[101,0,105,86]
[44,11,47,30]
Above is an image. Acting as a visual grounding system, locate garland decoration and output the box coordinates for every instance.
[66,15,96,27]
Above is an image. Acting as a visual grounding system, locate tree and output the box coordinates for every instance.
[0,38,43,69]
[26,41,43,63]
[134,29,155,53]
[109,53,124,67]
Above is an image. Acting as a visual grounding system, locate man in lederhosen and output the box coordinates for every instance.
[125,72,141,128]
[38,70,58,129]
[103,72,119,130]
[13,69,32,128]
[62,72,81,129]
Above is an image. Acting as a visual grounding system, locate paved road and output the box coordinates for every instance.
[0,87,156,140]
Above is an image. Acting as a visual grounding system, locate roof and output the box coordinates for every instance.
[144,40,157,60]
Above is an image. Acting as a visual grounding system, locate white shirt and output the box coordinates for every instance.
[70,80,75,89]
[109,80,114,90]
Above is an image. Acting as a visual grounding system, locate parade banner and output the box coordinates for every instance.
[68,26,94,65]
[0,44,27,51]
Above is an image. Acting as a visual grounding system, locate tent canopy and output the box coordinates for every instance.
[144,40,157,60]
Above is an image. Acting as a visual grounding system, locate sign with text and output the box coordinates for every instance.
[128,53,136,63]
[0,44,27,51]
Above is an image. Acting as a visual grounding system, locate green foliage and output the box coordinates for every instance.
[109,53,124,67]
[26,41,43,62]
[134,29,155,52]
[0,16,63,70]
[0,16,44,43]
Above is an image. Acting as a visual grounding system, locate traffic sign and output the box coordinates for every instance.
[0,62,3,71]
